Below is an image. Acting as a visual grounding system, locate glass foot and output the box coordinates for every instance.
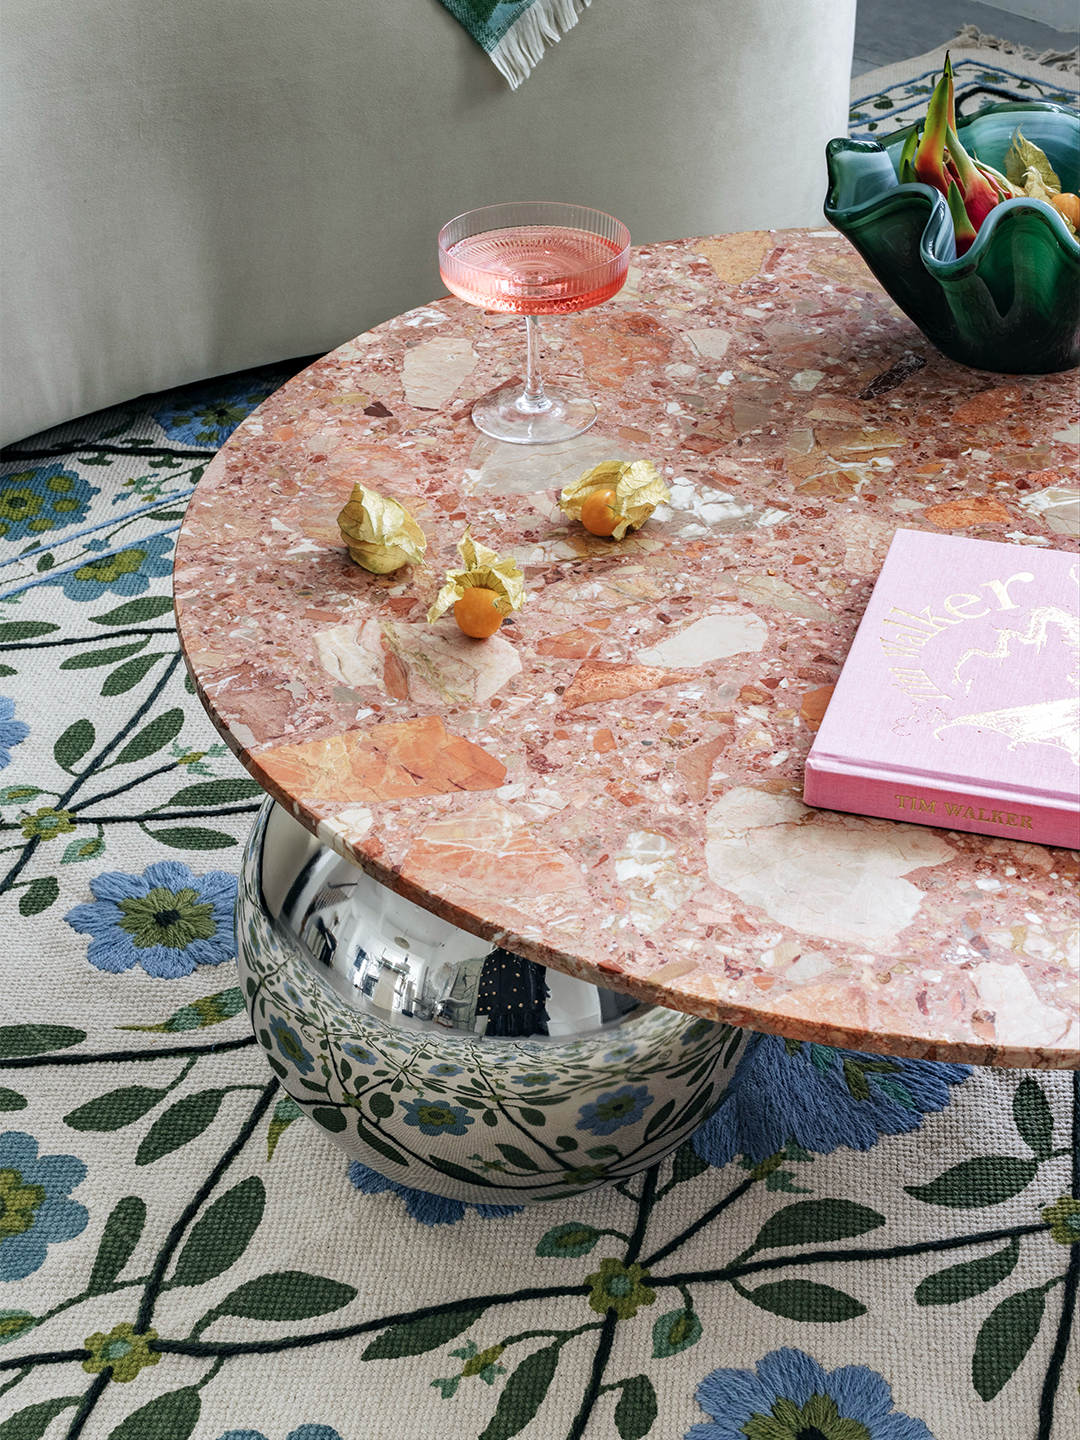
[471,384,597,445]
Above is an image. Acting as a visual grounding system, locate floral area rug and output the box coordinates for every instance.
[849,29,1078,140]
[0,370,1077,1440]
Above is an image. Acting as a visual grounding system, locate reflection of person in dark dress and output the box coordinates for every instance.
[476,948,549,1038]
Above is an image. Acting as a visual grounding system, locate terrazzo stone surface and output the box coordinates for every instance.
[174,227,1080,1069]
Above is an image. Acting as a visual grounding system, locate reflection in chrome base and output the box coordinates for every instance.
[237,800,744,1204]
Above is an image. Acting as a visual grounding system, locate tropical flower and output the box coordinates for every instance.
[585,1257,656,1319]
[511,1071,558,1087]
[153,378,277,447]
[46,532,174,602]
[348,1161,520,1227]
[269,1016,315,1075]
[0,700,29,771]
[82,1322,160,1383]
[577,1084,654,1136]
[692,1032,970,1167]
[432,1340,506,1398]
[64,861,237,978]
[20,807,75,842]
[1042,1194,1080,1246]
[0,466,98,542]
[0,1131,88,1282]
[343,1043,377,1066]
[689,1346,935,1440]
[400,1097,474,1137]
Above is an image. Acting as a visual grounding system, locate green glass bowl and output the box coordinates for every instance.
[825,102,1079,373]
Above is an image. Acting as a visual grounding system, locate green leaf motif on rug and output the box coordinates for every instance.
[59,640,150,671]
[267,1095,303,1159]
[118,986,245,1033]
[651,1308,701,1358]
[536,1223,602,1258]
[64,1084,170,1133]
[0,1396,80,1440]
[89,596,175,626]
[101,653,168,696]
[18,877,59,917]
[972,1283,1052,1401]
[105,1386,200,1440]
[0,1023,86,1057]
[200,1270,358,1326]
[113,708,185,765]
[0,1087,28,1111]
[61,835,105,865]
[162,778,263,807]
[613,1374,658,1439]
[53,719,95,771]
[915,1237,1020,1307]
[362,1305,487,1360]
[1012,1078,1055,1161]
[738,1279,867,1322]
[135,1088,226,1165]
[169,1176,266,1287]
[88,1196,147,1294]
[479,1341,560,1440]
[905,1157,1040,1208]
[0,621,59,642]
[144,826,238,851]
[750,1199,886,1253]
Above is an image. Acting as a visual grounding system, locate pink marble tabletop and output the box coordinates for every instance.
[174,227,1080,1070]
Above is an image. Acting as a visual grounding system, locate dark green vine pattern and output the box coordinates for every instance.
[0,1021,1075,1440]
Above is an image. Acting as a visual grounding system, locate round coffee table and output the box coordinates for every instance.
[176,226,1079,1198]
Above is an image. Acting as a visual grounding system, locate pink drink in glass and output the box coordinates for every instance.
[440,225,628,315]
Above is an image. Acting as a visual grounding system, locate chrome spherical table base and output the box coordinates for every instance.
[237,801,743,1205]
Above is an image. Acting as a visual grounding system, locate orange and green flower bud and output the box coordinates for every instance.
[946,125,1001,228]
[914,59,953,195]
[947,181,978,255]
[897,128,919,185]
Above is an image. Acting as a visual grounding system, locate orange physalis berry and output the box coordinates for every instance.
[579,489,623,537]
[1050,193,1080,230]
[454,587,504,638]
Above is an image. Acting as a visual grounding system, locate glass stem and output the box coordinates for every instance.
[518,315,551,413]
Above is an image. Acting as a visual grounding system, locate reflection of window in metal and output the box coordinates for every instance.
[476,948,549,1038]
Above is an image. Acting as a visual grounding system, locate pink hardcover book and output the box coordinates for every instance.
[804,530,1080,848]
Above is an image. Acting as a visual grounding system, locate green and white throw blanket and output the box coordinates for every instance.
[439,0,590,87]
[0,362,1077,1438]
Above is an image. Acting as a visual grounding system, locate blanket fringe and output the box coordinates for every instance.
[490,0,591,90]
[952,22,1079,76]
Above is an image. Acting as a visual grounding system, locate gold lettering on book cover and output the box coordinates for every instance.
[895,794,1034,828]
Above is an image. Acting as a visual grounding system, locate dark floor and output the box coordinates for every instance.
[853,0,1079,76]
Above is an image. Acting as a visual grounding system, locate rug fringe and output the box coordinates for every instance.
[952,22,1079,76]
[490,0,591,90]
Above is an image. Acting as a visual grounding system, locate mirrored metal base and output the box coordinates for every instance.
[237,800,743,1204]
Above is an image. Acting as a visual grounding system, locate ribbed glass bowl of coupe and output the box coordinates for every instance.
[824,102,1079,374]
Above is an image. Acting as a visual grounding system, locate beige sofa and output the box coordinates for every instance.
[1,0,856,446]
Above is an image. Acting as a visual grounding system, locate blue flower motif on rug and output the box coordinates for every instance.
[0,1131,89,1283]
[692,1032,970,1166]
[64,860,238,977]
[153,379,279,447]
[0,465,99,543]
[348,1161,522,1227]
[0,699,30,770]
[577,1084,654,1136]
[214,1429,344,1440]
[45,532,174,602]
[688,1346,935,1439]
[400,1096,474,1137]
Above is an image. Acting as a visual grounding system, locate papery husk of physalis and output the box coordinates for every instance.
[337,484,427,574]
[427,529,526,623]
[559,459,671,541]
[1005,129,1061,194]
